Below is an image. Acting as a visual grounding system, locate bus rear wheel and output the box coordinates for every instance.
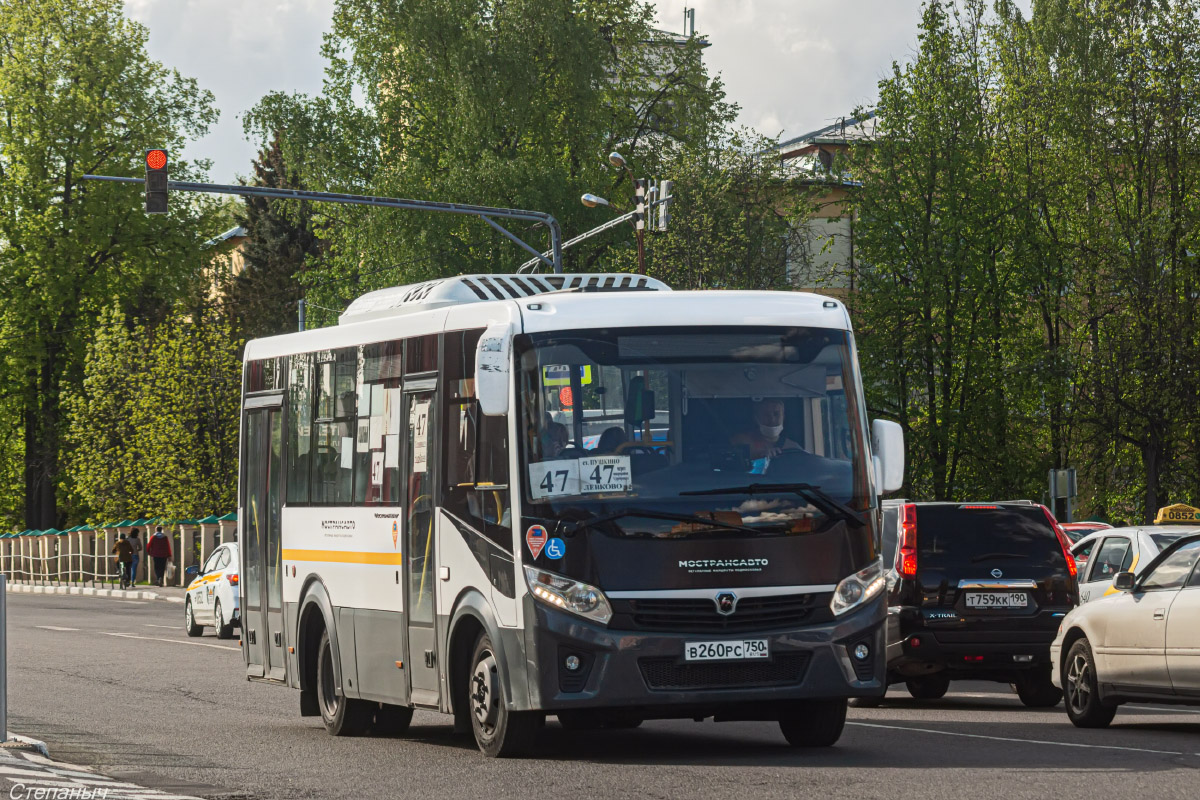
[316,631,372,736]
[468,633,538,757]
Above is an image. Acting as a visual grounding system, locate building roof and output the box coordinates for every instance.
[203,226,247,249]
[775,113,877,155]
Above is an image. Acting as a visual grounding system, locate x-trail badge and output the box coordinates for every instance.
[715,592,738,616]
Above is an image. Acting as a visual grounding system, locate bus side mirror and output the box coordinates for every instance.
[475,322,513,416]
[872,419,904,494]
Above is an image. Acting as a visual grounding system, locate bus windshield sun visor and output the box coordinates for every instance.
[680,483,865,529]
[559,507,762,537]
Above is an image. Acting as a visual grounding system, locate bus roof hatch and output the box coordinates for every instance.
[339,273,671,325]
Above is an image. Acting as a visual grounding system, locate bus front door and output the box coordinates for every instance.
[404,386,440,706]
[242,396,288,683]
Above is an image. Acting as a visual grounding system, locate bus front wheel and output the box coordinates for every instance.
[468,633,539,757]
[779,698,847,747]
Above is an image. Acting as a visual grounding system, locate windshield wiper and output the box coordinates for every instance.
[561,508,762,537]
[679,483,865,529]
[970,553,1030,563]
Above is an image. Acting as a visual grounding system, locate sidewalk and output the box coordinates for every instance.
[5,583,187,604]
[0,737,202,800]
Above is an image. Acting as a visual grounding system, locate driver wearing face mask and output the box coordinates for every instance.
[730,398,802,460]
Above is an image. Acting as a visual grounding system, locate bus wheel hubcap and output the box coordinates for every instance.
[471,653,499,728]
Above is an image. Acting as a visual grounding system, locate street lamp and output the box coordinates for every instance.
[583,151,647,274]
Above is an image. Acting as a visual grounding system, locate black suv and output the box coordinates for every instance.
[868,502,1078,707]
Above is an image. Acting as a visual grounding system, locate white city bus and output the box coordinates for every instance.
[235,273,904,756]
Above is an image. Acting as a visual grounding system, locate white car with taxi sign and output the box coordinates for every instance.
[1051,514,1200,727]
[184,542,240,639]
[1071,507,1200,604]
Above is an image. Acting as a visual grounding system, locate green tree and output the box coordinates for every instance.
[0,0,220,529]
[64,308,241,522]
[849,0,1035,500]
[244,0,745,322]
[225,133,322,339]
[134,313,241,519]
[61,307,148,523]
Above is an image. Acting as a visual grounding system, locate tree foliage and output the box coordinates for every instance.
[850,0,1200,521]
[64,308,240,522]
[0,0,221,528]
[243,0,789,325]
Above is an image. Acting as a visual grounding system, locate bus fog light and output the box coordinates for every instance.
[854,643,871,661]
[565,655,581,671]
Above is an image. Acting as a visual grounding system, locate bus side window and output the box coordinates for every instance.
[443,330,511,545]
[287,354,312,504]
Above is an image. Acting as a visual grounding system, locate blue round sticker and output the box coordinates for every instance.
[545,537,566,559]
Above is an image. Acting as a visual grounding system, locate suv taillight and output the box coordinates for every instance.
[1040,505,1077,578]
[897,503,918,578]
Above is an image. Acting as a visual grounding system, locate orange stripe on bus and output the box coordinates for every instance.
[282,549,403,565]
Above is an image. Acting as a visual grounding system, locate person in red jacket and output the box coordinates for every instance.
[146,525,173,586]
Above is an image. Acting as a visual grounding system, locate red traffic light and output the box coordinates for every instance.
[146,149,167,170]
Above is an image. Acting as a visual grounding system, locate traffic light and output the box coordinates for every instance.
[144,149,168,214]
[657,179,672,232]
[634,179,646,231]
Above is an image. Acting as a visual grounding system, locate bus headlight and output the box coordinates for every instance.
[524,566,612,625]
[830,557,886,617]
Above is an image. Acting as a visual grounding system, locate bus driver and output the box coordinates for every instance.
[731,398,802,460]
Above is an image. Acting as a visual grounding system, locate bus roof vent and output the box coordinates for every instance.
[339,273,671,324]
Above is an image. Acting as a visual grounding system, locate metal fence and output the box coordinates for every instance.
[0,515,236,590]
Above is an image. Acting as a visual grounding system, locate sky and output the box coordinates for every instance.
[123,0,948,184]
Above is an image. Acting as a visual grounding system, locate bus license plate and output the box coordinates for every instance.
[966,592,1028,608]
[684,639,769,662]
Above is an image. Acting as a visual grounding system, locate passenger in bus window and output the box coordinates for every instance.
[540,422,569,460]
[595,426,627,454]
[730,398,802,460]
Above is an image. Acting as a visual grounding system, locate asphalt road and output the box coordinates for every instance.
[6,592,1199,799]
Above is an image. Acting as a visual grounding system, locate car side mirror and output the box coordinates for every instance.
[871,419,905,494]
[184,565,200,579]
[1113,572,1135,591]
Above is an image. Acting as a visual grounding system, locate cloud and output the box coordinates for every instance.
[123,0,335,183]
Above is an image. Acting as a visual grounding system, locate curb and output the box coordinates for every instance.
[5,583,160,601]
[3,733,50,757]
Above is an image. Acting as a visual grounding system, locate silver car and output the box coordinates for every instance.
[1051,533,1200,727]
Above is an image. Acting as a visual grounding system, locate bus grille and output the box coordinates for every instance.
[610,593,833,634]
[638,653,812,691]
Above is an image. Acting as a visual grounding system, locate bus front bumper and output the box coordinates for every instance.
[521,592,886,716]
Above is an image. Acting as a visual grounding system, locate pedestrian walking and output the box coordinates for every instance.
[128,528,143,586]
[111,533,133,590]
[147,525,172,586]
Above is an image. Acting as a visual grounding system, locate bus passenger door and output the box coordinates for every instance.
[404,385,440,705]
[242,395,289,683]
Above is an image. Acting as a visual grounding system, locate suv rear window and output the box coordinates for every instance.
[915,505,1067,574]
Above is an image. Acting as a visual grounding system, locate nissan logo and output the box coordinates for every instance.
[991,568,1004,579]
[715,592,738,616]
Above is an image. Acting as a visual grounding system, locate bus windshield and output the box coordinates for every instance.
[515,326,874,536]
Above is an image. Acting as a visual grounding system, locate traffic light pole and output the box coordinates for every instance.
[80,174,566,274]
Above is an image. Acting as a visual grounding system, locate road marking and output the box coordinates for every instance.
[34,626,79,632]
[847,721,1195,757]
[1127,703,1200,715]
[100,631,239,651]
[145,624,179,629]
